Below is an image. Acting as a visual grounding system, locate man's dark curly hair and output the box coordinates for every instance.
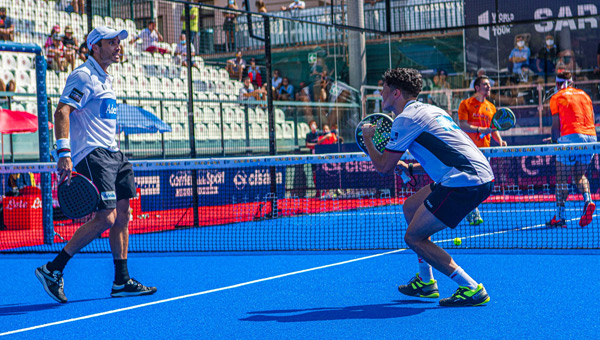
[382,68,422,97]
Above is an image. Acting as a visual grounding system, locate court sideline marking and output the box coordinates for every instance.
[0,216,589,337]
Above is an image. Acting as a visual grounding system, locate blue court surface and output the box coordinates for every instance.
[1,248,599,340]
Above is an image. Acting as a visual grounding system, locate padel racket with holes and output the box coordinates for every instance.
[57,172,100,219]
[355,113,394,154]
[479,107,516,139]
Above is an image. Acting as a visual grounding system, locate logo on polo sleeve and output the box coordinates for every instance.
[69,88,84,103]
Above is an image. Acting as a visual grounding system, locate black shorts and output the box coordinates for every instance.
[424,181,494,229]
[75,148,137,210]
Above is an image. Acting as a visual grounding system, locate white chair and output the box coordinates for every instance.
[16,54,33,70]
[255,107,266,122]
[247,107,256,123]
[250,123,263,140]
[16,69,33,88]
[222,107,235,124]
[0,69,14,86]
[194,123,207,141]
[283,122,294,139]
[275,108,285,123]
[114,18,125,30]
[202,107,216,123]
[230,123,244,140]
[275,124,283,140]
[25,101,37,115]
[104,17,115,28]
[93,15,104,28]
[2,53,17,70]
[206,123,220,140]
[298,122,310,138]
[223,123,233,139]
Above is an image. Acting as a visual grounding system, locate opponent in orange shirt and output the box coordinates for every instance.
[545,70,597,228]
[458,75,507,148]
[458,75,507,225]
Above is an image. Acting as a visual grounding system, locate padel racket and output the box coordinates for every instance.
[57,172,100,219]
[355,113,394,154]
[479,107,516,139]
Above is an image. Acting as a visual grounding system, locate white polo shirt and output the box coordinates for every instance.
[385,101,494,187]
[59,56,119,166]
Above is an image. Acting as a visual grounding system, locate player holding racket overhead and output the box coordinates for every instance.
[362,68,494,307]
[458,75,508,226]
[35,27,156,303]
[545,70,597,228]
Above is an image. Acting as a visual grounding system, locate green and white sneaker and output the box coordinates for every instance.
[397,273,439,298]
[468,209,484,226]
[439,283,490,307]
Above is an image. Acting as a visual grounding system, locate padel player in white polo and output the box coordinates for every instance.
[362,68,494,307]
[35,26,157,303]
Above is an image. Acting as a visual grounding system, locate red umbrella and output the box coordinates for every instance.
[0,108,54,162]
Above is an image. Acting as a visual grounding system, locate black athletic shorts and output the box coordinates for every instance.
[75,148,137,210]
[424,181,494,229]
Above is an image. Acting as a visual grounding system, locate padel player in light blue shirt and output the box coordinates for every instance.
[35,26,157,303]
[361,68,494,307]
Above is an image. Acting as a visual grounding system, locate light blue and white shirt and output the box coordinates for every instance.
[385,101,494,187]
[59,56,119,166]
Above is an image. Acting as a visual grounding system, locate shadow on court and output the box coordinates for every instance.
[240,300,437,322]
[0,297,112,316]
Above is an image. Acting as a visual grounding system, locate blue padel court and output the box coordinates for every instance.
[2,201,599,339]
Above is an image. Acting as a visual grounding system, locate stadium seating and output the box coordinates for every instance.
[0,2,306,157]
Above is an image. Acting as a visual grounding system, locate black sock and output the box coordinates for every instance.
[113,259,130,285]
[46,249,72,272]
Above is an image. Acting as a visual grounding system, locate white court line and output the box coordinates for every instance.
[1,215,591,337]
[0,249,407,337]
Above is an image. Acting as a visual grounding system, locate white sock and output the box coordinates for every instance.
[583,192,591,203]
[418,257,434,282]
[449,267,478,290]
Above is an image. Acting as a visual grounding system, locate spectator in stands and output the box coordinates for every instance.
[6,172,36,196]
[223,1,238,52]
[0,77,15,99]
[226,51,246,81]
[174,33,198,68]
[62,26,78,72]
[281,0,305,11]
[536,34,557,81]
[508,35,531,75]
[331,123,343,143]
[272,69,282,90]
[544,70,597,228]
[256,0,267,13]
[45,25,61,50]
[317,124,337,145]
[278,77,294,100]
[181,1,199,46]
[305,120,319,153]
[0,7,14,41]
[430,69,451,111]
[247,58,262,87]
[239,76,267,102]
[556,49,587,82]
[46,33,67,72]
[130,21,168,54]
[71,0,84,15]
[78,34,89,62]
[469,68,495,89]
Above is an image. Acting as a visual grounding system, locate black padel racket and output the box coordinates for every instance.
[57,172,100,219]
[479,107,516,139]
[355,113,394,154]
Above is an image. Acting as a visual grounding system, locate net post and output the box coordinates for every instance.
[35,54,54,245]
[264,15,278,218]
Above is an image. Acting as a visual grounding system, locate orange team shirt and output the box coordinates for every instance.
[550,87,596,137]
[458,96,496,148]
